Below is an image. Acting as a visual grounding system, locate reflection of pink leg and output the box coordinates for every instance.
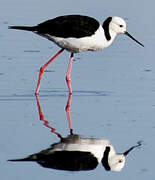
[35,48,64,95]
[35,94,62,138]
[66,53,74,95]
[65,94,73,135]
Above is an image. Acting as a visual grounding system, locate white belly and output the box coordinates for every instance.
[51,137,110,162]
[41,25,113,53]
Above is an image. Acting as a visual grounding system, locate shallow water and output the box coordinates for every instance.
[1,0,155,179]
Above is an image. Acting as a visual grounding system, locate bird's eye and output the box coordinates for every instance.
[119,25,123,28]
[119,159,123,163]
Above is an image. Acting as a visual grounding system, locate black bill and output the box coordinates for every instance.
[123,141,143,156]
[125,31,144,47]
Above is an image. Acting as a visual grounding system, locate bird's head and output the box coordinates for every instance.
[102,141,142,172]
[108,16,144,47]
[110,16,127,34]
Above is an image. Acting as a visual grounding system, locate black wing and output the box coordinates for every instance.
[37,151,99,171]
[9,150,99,171]
[35,15,100,38]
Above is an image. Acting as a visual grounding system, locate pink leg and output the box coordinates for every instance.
[65,94,73,135]
[35,48,64,94]
[35,94,62,138]
[66,53,74,95]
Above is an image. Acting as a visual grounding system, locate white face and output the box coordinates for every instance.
[110,16,127,34]
[108,154,126,172]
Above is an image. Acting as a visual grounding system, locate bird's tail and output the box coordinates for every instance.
[8,155,36,162]
[9,26,36,31]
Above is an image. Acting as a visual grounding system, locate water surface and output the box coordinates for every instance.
[1,0,155,179]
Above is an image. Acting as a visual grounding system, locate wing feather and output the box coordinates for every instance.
[35,15,100,38]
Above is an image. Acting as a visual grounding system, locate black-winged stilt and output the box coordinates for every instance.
[9,15,144,94]
[8,134,142,171]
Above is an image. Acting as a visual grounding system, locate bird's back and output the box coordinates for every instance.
[35,15,100,38]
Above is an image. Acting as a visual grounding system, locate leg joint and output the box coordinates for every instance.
[40,67,44,73]
[66,75,71,82]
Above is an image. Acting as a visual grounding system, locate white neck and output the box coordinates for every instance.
[108,29,117,47]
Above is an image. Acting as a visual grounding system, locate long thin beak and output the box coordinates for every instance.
[123,141,142,156]
[125,31,144,47]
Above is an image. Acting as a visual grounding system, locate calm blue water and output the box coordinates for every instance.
[1,0,155,179]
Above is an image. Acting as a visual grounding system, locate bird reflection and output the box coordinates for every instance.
[8,94,142,172]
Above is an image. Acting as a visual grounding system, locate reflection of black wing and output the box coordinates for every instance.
[35,15,100,38]
[38,151,99,171]
[9,150,99,171]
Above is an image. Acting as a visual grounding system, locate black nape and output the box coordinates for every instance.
[102,17,112,41]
